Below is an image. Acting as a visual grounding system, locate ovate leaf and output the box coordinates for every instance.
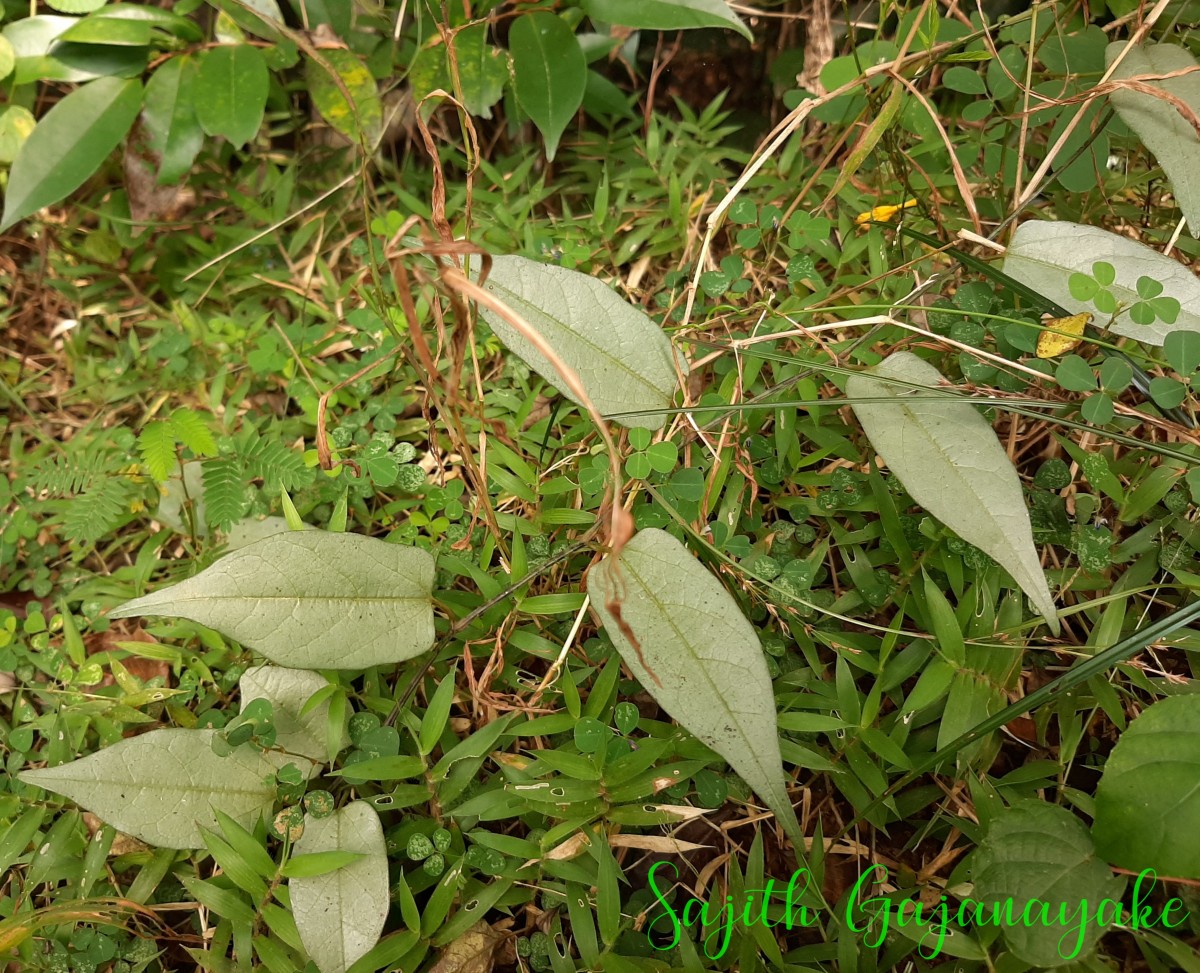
[1105,42,1200,237]
[194,43,268,149]
[972,801,1125,967]
[290,801,388,973]
[141,55,204,185]
[586,528,803,848]
[305,49,382,147]
[0,76,143,232]
[1092,695,1200,878]
[847,352,1059,633]
[17,729,278,850]
[1003,220,1200,346]
[240,666,348,776]
[581,0,751,43]
[453,24,508,120]
[475,254,684,430]
[109,529,436,669]
[508,13,585,161]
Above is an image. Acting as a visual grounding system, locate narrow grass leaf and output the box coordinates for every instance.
[847,352,1059,634]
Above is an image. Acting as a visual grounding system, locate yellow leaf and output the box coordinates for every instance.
[855,198,917,225]
[1036,312,1092,359]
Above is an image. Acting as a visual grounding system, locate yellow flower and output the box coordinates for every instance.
[855,198,918,225]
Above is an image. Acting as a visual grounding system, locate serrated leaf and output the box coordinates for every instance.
[1002,220,1200,346]
[240,666,347,776]
[474,254,684,430]
[109,529,436,669]
[290,801,388,973]
[847,352,1059,633]
[170,409,218,457]
[1105,42,1200,237]
[586,528,803,848]
[17,728,278,850]
[0,76,143,233]
[1092,695,1200,878]
[194,43,268,148]
[972,801,1125,966]
[138,421,176,482]
[508,13,585,161]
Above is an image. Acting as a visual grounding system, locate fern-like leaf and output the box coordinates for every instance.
[63,478,136,544]
[170,409,218,457]
[138,421,177,482]
[202,458,249,531]
[240,436,313,494]
[30,445,111,496]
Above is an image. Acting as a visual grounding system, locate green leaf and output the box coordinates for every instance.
[1054,354,1096,392]
[305,49,382,147]
[580,0,751,41]
[290,802,388,973]
[1105,42,1200,238]
[281,849,367,879]
[142,55,204,185]
[0,35,15,82]
[109,529,436,669]
[18,729,278,850]
[201,458,248,531]
[508,13,585,161]
[60,15,153,45]
[1093,695,1200,878]
[586,528,804,848]
[240,666,347,776]
[44,0,107,12]
[0,76,142,233]
[971,800,1125,967]
[847,352,1059,633]
[1164,329,1200,375]
[474,254,684,430]
[1003,220,1200,346]
[138,420,177,482]
[170,409,217,457]
[0,106,36,165]
[452,25,508,120]
[1150,375,1187,409]
[942,65,984,94]
[194,43,268,149]
[1081,393,1115,426]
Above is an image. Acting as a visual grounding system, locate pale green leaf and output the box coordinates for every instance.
[1093,695,1200,879]
[240,666,348,776]
[281,849,366,879]
[159,460,208,537]
[586,528,803,848]
[475,254,684,430]
[0,106,36,165]
[17,729,278,850]
[109,529,436,669]
[1003,220,1200,346]
[972,800,1125,966]
[847,352,1059,633]
[44,0,106,13]
[0,76,143,233]
[453,25,508,120]
[1105,42,1200,237]
[290,801,388,973]
[0,35,14,82]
